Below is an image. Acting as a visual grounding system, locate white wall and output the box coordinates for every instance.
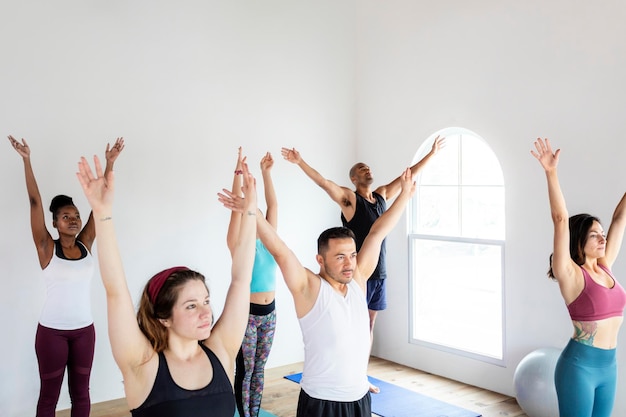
[0,1,356,416]
[4,1,626,416]
[357,0,626,415]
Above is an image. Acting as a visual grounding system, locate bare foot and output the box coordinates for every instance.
[369,382,380,394]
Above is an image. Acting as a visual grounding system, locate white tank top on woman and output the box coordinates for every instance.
[39,241,95,330]
[299,276,370,402]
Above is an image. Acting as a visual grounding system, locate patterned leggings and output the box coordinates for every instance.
[34,323,95,417]
[235,301,276,417]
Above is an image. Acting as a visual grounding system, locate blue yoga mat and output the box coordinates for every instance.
[284,373,481,417]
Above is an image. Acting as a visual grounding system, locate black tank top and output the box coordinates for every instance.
[131,343,235,417]
[341,191,387,280]
[54,239,88,260]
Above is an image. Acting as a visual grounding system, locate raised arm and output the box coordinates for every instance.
[225,147,245,254]
[218,187,315,318]
[78,137,125,251]
[376,136,445,200]
[531,138,580,295]
[8,135,54,268]
[76,155,152,376]
[210,161,257,356]
[356,168,415,284]
[261,152,278,229]
[281,147,355,211]
[602,192,626,268]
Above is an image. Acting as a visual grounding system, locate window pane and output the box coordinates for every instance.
[419,135,459,186]
[414,186,459,236]
[411,238,503,359]
[461,136,504,185]
[461,186,505,240]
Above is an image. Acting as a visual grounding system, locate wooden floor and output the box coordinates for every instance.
[57,356,528,417]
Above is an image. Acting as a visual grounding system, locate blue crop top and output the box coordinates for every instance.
[250,239,277,293]
[567,264,626,321]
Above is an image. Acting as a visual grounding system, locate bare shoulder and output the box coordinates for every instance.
[304,268,322,292]
[373,185,390,200]
[556,265,585,305]
[352,270,368,291]
[289,269,322,317]
[121,351,159,409]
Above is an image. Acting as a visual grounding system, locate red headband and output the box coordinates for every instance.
[147,266,190,304]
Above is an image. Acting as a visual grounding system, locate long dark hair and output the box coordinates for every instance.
[548,213,601,279]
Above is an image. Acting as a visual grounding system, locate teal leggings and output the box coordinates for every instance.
[554,339,617,417]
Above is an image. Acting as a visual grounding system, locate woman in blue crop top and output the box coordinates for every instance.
[75,153,258,417]
[532,138,626,417]
[9,135,123,417]
[226,148,278,417]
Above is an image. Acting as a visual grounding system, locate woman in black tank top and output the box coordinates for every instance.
[75,151,258,417]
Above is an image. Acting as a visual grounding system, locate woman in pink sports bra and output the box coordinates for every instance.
[532,137,626,417]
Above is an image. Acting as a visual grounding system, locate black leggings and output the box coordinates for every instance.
[35,323,95,417]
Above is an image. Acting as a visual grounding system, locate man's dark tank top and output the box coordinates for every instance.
[341,191,387,280]
[131,343,235,417]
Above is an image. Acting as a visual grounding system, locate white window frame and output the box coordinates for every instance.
[408,127,505,365]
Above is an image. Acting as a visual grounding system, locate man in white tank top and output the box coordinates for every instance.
[251,168,415,417]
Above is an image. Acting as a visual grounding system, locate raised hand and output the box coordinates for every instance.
[76,156,114,215]
[281,147,302,164]
[7,135,31,158]
[219,161,256,213]
[260,152,274,172]
[218,189,246,213]
[430,135,446,155]
[399,167,416,197]
[531,138,560,172]
[105,137,125,164]
[235,146,244,171]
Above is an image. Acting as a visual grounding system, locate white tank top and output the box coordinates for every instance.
[39,241,95,330]
[299,277,370,401]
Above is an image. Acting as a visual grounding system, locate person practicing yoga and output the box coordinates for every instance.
[227,148,278,417]
[219,167,415,417]
[75,153,257,417]
[8,135,124,417]
[531,137,626,417]
[280,136,444,336]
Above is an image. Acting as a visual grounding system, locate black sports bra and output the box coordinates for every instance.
[131,344,235,417]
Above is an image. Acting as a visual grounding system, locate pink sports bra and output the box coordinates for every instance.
[567,264,626,321]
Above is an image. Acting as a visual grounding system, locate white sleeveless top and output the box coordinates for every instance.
[299,277,370,401]
[39,241,95,330]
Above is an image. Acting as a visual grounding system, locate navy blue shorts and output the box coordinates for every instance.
[366,279,386,311]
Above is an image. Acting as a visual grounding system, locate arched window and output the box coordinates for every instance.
[409,127,505,363]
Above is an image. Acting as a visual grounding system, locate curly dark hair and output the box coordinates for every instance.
[49,195,75,220]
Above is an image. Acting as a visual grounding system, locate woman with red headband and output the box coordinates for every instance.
[76,153,257,417]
